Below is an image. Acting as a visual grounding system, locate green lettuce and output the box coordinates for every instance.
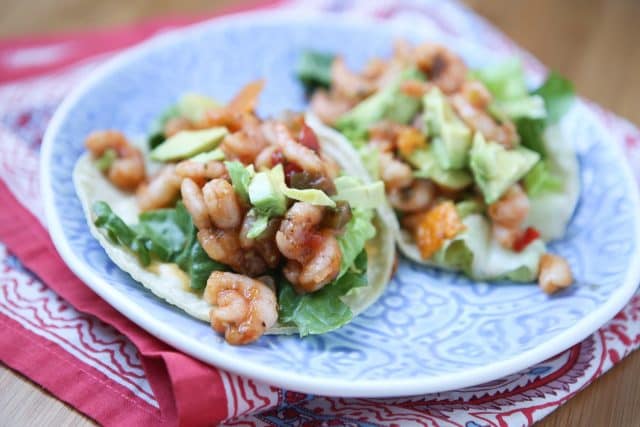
[337,208,376,277]
[225,161,255,202]
[278,250,368,336]
[92,201,224,290]
[296,50,335,92]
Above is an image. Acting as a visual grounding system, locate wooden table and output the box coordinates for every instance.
[1,1,639,425]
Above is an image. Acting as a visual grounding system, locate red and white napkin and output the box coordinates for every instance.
[1,1,640,425]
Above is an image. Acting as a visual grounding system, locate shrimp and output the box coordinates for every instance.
[331,56,375,101]
[538,253,573,294]
[414,43,467,94]
[136,165,181,211]
[175,159,227,185]
[273,123,325,175]
[309,90,353,126]
[388,179,435,213]
[400,80,435,98]
[180,178,212,230]
[198,228,267,276]
[451,93,518,148]
[379,152,413,190]
[221,130,267,164]
[254,145,282,171]
[85,130,146,191]
[164,117,192,138]
[276,202,324,262]
[296,230,341,293]
[204,271,278,345]
[488,185,530,229]
[202,179,243,230]
[459,80,492,110]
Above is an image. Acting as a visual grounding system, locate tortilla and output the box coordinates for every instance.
[74,135,395,335]
[307,113,580,282]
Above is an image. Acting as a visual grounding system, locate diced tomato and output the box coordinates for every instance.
[298,123,320,152]
[513,227,541,252]
[271,150,284,165]
[284,162,303,185]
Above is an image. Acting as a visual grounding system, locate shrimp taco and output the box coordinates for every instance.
[74,82,395,345]
[298,41,579,293]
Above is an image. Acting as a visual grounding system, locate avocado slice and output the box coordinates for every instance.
[248,166,287,217]
[406,146,473,190]
[150,127,227,162]
[333,176,386,210]
[335,67,425,142]
[469,132,540,204]
[423,88,472,170]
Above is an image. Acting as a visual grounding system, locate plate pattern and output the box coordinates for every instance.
[45,17,639,387]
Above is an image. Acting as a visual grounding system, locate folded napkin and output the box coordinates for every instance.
[1,1,639,426]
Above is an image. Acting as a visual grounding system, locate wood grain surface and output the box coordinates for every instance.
[1,1,639,426]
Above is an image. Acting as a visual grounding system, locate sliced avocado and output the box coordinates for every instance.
[248,165,287,217]
[177,93,221,123]
[407,146,473,190]
[190,148,225,163]
[283,187,336,207]
[469,132,540,204]
[150,127,227,162]
[423,88,472,170]
[333,176,386,210]
[225,161,254,202]
[336,67,425,141]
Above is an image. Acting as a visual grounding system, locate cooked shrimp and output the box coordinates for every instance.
[459,80,492,110]
[492,223,519,249]
[136,165,181,211]
[197,109,244,133]
[254,145,282,171]
[204,271,277,345]
[276,202,324,262]
[164,117,192,137]
[488,185,529,229]
[379,152,413,190]
[538,253,573,294]
[198,228,267,276]
[400,79,435,98]
[180,178,212,230]
[331,56,375,101]
[388,179,435,212]
[175,159,227,185]
[274,123,325,175]
[221,130,267,164]
[296,230,341,293]
[309,90,353,126]
[451,93,518,148]
[414,43,467,94]
[202,179,243,229]
[85,130,146,191]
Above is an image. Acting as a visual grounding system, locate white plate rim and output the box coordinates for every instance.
[40,10,640,397]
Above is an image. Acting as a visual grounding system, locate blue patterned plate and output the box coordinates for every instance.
[41,12,640,397]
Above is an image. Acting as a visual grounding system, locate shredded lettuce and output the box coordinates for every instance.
[297,50,335,92]
[245,210,270,239]
[337,208,376,277]
[523,161,563,197]
[278,250,368,336]
[92,201,224,290]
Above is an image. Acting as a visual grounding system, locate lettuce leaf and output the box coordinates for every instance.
[337,208,376,277]
[93,201,224,290]
[278,251,368,336]
[296,50,335,92]
[523,160,563,197]
[225,161,254,202]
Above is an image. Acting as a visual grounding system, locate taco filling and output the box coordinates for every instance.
[299,41,578,294]
[75,82,394,345]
